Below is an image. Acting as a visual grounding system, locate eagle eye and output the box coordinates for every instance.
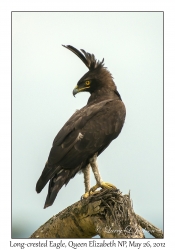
[85,80,91,86]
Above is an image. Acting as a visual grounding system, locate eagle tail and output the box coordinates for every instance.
[36,162,60,194]
[44,166,81,209]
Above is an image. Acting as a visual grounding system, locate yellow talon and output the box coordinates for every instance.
[82,190,98,199]
[100,182,116,189]
[82,182,116,199]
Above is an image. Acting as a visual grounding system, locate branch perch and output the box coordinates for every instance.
[30,188,163,238]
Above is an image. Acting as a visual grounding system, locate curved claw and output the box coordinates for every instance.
[100,182,116,189]
[82,190,100,199]
[82,182,117,199]
[82,191,92,199]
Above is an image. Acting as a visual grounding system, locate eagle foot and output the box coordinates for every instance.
[82,182,117,199]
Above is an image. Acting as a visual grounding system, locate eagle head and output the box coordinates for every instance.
[62,45,116,97]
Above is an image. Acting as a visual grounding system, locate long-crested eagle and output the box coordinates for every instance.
[36,45,126,208]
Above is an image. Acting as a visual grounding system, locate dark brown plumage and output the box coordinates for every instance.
[36,45,126,208]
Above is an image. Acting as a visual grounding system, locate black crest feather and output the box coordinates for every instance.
[62,45,104,70]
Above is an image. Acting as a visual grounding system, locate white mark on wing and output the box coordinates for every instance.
[56,176,62,181]
[77,132,84,140]
[58,169,64,174]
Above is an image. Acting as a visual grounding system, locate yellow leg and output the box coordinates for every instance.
[82,153,116,199]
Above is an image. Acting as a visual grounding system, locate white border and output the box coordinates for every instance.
[1,0,175,248]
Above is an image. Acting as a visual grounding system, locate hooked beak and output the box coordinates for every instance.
[72,85,90,97]
[73,85,79,97]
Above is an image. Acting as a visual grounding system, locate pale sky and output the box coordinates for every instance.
[12,12,163,238]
